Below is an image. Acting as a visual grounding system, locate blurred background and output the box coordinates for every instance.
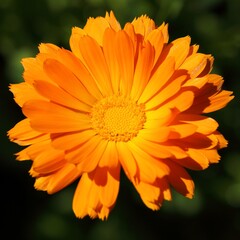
[1,0,240,239]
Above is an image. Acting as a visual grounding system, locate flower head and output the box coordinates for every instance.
[8,11,233,220]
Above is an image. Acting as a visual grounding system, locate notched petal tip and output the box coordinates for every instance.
[73,166,119,220]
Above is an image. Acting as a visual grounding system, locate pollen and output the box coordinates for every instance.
[91,95,146,141]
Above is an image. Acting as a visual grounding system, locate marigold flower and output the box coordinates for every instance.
[8,11,233,220]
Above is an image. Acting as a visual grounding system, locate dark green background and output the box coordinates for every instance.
[1,0,240,239]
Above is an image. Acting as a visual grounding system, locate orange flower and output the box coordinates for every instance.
[8,11,233,220]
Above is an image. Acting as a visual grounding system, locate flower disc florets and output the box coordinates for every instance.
[91,95,146,142]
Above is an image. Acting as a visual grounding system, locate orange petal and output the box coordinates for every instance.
[130,41,155,100]
[34,80,91,112]
[180,53,211,78]
[9,82,45,107]
[92,167,117,208]
[21,57,50,84]
[155,143,188,159]
[65,136,100,164]
[32,146,65,174]
[34,175,52,191]
[16,139,51,160]
[134,181,162,210]
[171,156,208,170]
[200,149,221,164]
[38,43,60,54]
[131,136,173,159]
[98,141,119,169]
[215,131,228,148]
[83,16,110,45]
[204,90,234,113]
[65,135,105,170]
[105,11,121,31]
[160,91,194,112]
[123,23,138,54]
[103,28,120,94]
[97,166,120,208]
[78,35,113,96]
[175,114,219,134]
[53,49,103,100]
[72,173,93,219]
[77,139,108,173]
[187,44,199,56]
[23,100,91,133]
[116,141,138,181]
[69,27,86,60]
[186,148,209,169]
[161,159,195,198]
[183,76,209,90]
[47,163,80,194]
[15,148,31,161]
[169,123,197,139]
[73,167,120,220]
[115,30,135,95]
[8,118,48,146]
[186,74,234,114]
[145,107,175,127]
[139,57,175,103]
[73,173,103,219]
[208,73,224,88]
[131,15,156,37]
[186,148,221,167]
[133,177,171,210]
[161,36,191,69]
[128,141,167,182]
[129,143,158,183]
[146,28,165,66]
[144,73,188,110]
[43,58,96,106]
[158,23,169,43]
[138,127,170,143]
[168,133,218,150]
[37,163,80,194]
[51,130,95,150]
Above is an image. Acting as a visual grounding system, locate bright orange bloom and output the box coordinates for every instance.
[8,11,233,220]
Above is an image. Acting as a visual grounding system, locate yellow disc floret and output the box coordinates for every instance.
[91,95,146,141]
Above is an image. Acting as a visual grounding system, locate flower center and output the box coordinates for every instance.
[91,95,146,142]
